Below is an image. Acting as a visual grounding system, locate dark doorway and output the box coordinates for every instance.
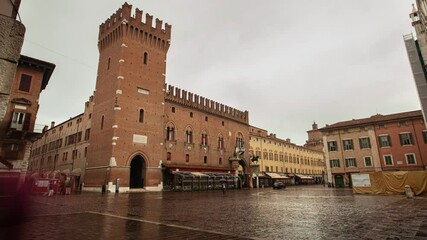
[130,156,145,188]
[334,175,344,188]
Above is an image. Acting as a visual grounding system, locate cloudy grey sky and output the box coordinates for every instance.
[19,0,419,145]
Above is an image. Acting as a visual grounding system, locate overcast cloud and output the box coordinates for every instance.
[19,0,419,145]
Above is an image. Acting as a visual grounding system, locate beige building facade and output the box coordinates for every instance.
[249,126,325,186]
[28,96,93,190]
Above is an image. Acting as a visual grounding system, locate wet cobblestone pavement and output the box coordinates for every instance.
[2,185,427,239]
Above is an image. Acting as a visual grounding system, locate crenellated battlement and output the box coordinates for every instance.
[165,84,249,124]
[98,2,171,52]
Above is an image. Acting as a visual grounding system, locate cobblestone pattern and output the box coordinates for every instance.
[3,186,427,239]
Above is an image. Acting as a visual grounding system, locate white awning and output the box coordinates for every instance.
[266,172,289,179]
[191,172,209,177]
[295,174,313,180]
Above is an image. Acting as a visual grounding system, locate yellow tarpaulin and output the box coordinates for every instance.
[353,171,427,196]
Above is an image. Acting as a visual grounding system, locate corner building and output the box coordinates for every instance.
[84,3,250,192]
[320,110,427,187]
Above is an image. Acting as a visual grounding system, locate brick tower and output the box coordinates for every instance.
[85,3,171,191]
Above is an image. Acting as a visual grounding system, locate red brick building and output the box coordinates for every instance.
[374,111,427,171]
[78,3,250,192]
[0,55,55,192]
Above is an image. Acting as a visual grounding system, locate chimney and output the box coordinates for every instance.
[42,125,48,133]
[51,121,55,129]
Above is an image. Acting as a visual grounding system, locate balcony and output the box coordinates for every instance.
[164,140,177,149]
[200,144,209,153]
[184,142,194,150]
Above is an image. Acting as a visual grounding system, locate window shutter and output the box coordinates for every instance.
[23,113,31,131]
[378,136,382,147]
[409,133,414,144]
[399,134,403,146]
[359,138,362,149]
[388,135,392,146]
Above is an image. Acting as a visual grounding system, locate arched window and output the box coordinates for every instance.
[185,154,189,162]
[185,128,193,144]
[217,135,224,149]
[101,115,104,130]
[167,152,171,161]
[204,156,207,164]
[171,107,175,113]
[236,133,244,148]
[143,52,148,65]
[107,57,111,70]
[166,123,175,141]
[139,109,144,123]
[201,131,208,145]
[219,158,222,165]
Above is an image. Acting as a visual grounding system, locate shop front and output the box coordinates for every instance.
[294,174,315,185]
[162,164,238,191]
[264,172,291,187]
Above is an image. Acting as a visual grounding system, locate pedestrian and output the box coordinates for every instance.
[48,181,54,197]
[220,177,226,194]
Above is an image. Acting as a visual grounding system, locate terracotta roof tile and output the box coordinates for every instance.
[319,110,423,131]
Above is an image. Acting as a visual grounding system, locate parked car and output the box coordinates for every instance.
[273,181,286,189]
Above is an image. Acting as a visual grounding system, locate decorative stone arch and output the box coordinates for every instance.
[126,151,150,189]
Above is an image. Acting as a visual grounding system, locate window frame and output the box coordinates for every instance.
[364,156,373,167]
[342,139,354,151]
[359,137,371,149]
[345,158,357,168]
[378,135,391,148]
[422,131,427,144]
[143,52,148,65]
[329,159,340,168]
[383,155,393,166]
[405,153,416,165]
[18,74,32,92]
[139,109,144,123]
[327,141,338,152]
[399,132,414,146]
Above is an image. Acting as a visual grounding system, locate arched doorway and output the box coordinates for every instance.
[130,155,146,188]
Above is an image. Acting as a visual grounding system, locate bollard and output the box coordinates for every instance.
[404,185,414,198]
